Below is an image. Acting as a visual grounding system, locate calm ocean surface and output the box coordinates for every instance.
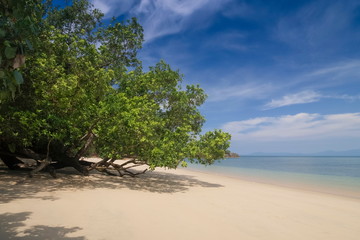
[187,156,360,197]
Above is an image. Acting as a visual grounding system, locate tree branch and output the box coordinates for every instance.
[74,132,95,160]
[29,139,55,178]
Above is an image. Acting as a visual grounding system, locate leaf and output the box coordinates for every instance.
[181,161,188,167]
[8,143,16,153]
[4,40,11,47]
[2,77,7,88]
[30,24,36,34]
[13,70,24,84]
[26,39,33,50]
[8,82,16,99]
[0,89,9,100]
[5,47,17,59]
[0,29,5,38]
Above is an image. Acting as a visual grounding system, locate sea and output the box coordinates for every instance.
[186,156,360,199]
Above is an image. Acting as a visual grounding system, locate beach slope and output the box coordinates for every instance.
[0,166,359,240]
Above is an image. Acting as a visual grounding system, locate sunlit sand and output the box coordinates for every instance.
[1,162,359,240]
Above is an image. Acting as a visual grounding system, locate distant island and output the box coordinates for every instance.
[225,151,240,158]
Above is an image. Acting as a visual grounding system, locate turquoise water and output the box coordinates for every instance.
[187,156,360,198]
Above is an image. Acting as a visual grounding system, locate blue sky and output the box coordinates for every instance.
[88,0,360,155]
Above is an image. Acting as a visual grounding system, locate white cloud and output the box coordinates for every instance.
[332,94,360,101]
[92,0,136,16]
[222,112,360,141]
[307,60,360,79]
[206,83,272,102]
[288,60,360,91]
[92,0,110,14]
[264,89,360,110]
[264,90,321,109]
[92,0,232,42]
[135,0,231,42]
[158,0,212,16]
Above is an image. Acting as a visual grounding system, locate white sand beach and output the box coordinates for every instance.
[1,162,360,240]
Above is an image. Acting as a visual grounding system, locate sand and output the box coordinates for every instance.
[1,163,360,240]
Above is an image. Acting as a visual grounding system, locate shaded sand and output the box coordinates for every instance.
[1,164,360,240]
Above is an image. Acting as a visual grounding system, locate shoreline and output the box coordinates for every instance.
[1,165,360,239]
[182,165,360,200]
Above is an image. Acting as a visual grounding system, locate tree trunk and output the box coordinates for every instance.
[51,155,89,176]
[0,153,25,170]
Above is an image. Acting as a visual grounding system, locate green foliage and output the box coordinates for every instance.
[45,0,103,40]
[0,0,231,171]
[97,17,143,69]
[0,0,43,102]
[93,61,231,169]
[187,130,231,165]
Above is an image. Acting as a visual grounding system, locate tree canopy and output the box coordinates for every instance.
[0,0,231,177]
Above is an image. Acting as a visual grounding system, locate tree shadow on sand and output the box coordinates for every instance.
[0,212,85,240]
[0,166,223,204]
